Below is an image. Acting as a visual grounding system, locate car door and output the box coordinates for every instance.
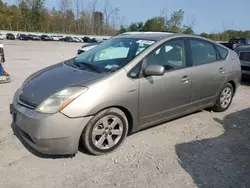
[187,38,227,110]
[138,38,193,127]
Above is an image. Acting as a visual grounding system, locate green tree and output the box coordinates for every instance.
[1,2,250,39]
[166,9,184,33]
[127,22,144,31]
[143,17,166,31]
[19,0,30,31]
[6,5,19,30]
[119,25,127,33]
[0,0,7,29]
[30,0,45,31]
[182,25,194,34]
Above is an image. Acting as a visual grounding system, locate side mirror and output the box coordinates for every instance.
[144,64,165,76]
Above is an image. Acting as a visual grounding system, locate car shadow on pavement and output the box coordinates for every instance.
[241,75,250,86]
[11,122,75,159]
[175,108,250,188]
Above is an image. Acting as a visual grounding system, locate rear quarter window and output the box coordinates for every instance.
[216,45,228,60]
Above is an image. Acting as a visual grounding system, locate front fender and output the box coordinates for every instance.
[60,69,139,122]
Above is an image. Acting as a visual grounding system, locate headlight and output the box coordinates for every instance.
[36,87,87,114]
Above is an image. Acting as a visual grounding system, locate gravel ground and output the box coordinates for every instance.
[0,40,250,188]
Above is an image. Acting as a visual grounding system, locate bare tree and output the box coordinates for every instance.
[74,0,80,33]
[186,14,196,29]
[110,7,120,32]
[59,0,72,33]
[160,8,169,23]
[103,0,119,35]
[82,0,98,34]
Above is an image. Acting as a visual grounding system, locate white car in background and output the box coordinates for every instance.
[51,36,60,41]
[58,36,64,40]
[73,37,83,43]
[77,37,83,43]
[0,34,4,40]
[77,42,102,55]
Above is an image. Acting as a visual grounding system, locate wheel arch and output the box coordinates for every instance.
[93,105,134,135]
[228,80,236,93]
[79,105,135,155]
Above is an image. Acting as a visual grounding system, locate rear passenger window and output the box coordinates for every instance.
[216,45,228,60]
[189,39,217,66]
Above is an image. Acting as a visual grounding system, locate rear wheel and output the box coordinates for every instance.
[81,108,128,155]
[212,83,234,112]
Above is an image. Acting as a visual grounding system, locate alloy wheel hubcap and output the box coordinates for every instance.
[220,87,232,108]
[92,115,123,149]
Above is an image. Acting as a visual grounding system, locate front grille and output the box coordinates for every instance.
[18,98,37,109]
[239,52,250,62]
[241,66,250,71]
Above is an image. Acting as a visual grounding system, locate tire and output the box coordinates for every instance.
[81,108,128,155]
[212,83,234,112]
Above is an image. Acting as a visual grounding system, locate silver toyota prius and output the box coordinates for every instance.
[10,32,241,155]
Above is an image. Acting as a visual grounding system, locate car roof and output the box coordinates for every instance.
[115,32,222,45]
[116,32,175,41]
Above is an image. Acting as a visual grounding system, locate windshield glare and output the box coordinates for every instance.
[75,38,155,73]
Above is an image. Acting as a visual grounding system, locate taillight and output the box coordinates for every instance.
[232,44,237,49]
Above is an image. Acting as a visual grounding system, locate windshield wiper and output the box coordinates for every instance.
[65,59,79,69]
[74,61,101,73]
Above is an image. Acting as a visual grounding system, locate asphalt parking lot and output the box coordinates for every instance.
[0,40,250,188]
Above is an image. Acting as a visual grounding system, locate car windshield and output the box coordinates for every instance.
[74,38,155,73]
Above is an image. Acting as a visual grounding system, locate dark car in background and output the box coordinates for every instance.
[221,37,250,50]
[17,34,29,40]
[63,36,73,42]
[82,36,92,43]
[235,45,250,75]
[63,36,78,42]
[91,38,98,43]
[59,36,66,41]
[6,33,15,40]
[41,35,52,41]
[28,34,41,41]
[82,36,98,43]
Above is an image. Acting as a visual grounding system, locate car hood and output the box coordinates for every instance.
[19,61,105,105]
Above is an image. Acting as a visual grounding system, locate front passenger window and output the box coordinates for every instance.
[145,39,186,71]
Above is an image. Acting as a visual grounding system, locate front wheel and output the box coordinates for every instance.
[81,108,128,155]
[212,83,234,112]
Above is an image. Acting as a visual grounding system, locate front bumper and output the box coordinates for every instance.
[10,89,93,155]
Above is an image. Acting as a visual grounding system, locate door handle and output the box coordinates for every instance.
[219,67,225,74]
[181,76,190,83]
